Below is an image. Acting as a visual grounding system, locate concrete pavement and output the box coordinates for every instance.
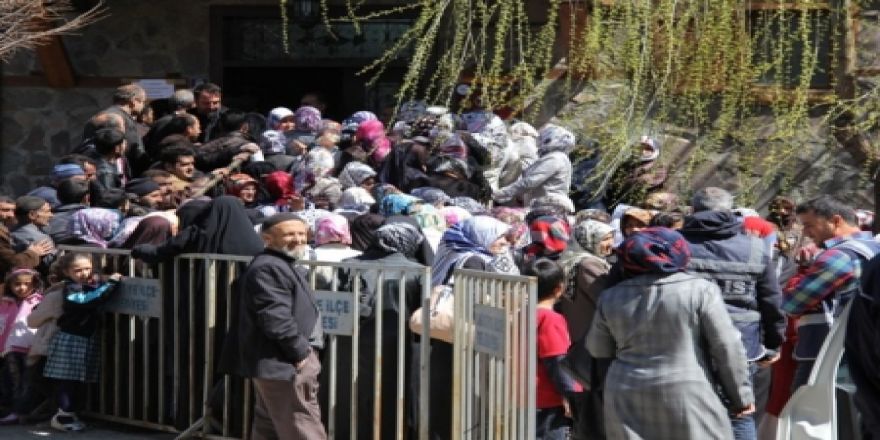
[0,419,176,439]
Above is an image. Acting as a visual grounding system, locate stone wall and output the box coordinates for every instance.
[0,0,266,195]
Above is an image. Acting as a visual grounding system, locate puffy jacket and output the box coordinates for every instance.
[681,211,786,361]
[494,150,573,211]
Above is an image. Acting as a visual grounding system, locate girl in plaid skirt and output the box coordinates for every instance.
[42,253,121,432]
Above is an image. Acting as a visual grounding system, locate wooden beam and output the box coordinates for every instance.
[35,34,76,88]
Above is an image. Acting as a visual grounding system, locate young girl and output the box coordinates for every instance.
[42,253,121,432]
[0,268,44,424]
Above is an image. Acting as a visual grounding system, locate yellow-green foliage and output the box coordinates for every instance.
[289,0,880,205]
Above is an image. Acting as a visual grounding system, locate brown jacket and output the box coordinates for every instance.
[558,255,610,342]
[0,224,40,275]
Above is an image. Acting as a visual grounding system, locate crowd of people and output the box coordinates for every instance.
[0,81,877,440]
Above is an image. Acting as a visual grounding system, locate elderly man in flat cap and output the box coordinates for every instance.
[224,213,326,440]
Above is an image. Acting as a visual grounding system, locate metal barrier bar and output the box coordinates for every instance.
[451,269,537,440]
[60,246,547,440]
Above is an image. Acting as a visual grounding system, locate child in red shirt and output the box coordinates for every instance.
[525,259,582,440]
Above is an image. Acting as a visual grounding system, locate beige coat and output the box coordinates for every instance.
[25,283,64,364]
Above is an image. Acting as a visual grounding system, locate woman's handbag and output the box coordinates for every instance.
[409,285,455,343]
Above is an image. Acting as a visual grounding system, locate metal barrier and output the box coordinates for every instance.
[452,269,537,440]
[56,246,536,439]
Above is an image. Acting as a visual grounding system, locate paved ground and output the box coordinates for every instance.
[0,419,176,439]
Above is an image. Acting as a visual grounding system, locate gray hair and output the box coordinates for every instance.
[691,187,734,212]
[170,89,195,110]
[113,84,145,105]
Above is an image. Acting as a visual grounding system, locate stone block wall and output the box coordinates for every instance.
[0,0,261,195]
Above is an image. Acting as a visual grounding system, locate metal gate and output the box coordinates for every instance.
[451,269,537,440]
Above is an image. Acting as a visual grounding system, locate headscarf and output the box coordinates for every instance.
[537,123,576,155]
[413,204,446,232]
[373,223,424,258]
[260,130,288,155]
[440,206,472,227]
[379,193,421,217]
[350,213,385,252]
[338,187,376,210]
[188,196,264,256]
[176,199,211,229]
[267,107,294,130]
[226,173,258,197]
[351,110,378,123]
[622,207,653,228]
[356,120,386,143]
[294,106,322,133]
[529,194,576,215]
[315,214,352,246]
[452,196,486,215]
[575,219,614,256]
[306,148,335,179]
[263,171,297,207]
[338,161,376,189]
[69,208,122,248]
[524,215,571,259]
[619,227,691,275]
[639,136,660,162]
[119,216,174,248]
[492,206,528,246]
[431,216,516,286]
[438,134,468,160]
[369,137,392,163]
[411,187,451,206]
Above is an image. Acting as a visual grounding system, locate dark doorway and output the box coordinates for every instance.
[210,6,412,121]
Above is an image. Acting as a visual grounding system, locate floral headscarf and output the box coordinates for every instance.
[620,227,691,275]
[70,208,122,248]
[315,214,352,246]
[338,162,376,189]
[537,124,576,155]
[294,106,322,133]
[413,204,446,232]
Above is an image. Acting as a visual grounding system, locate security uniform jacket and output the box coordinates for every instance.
[234,248,320,381]
[680,211,786,361]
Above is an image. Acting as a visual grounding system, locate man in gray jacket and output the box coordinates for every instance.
[235,213,325,440]
[680,187,786,440]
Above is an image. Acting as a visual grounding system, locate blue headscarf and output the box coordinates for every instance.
[379,193,421,217]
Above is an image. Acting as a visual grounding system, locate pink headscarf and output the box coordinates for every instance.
[356,120,386,143]
[370,137,392,163]
[440,206,473,227]
[315,214,352,246]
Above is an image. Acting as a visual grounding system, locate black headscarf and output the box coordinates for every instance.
[176,199,211,228]
[350,213,385,252]
[190,196,264,256]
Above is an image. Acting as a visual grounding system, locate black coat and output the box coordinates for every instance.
[227,248,320,381]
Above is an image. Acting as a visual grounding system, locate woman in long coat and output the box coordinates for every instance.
[586,227,754,440]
